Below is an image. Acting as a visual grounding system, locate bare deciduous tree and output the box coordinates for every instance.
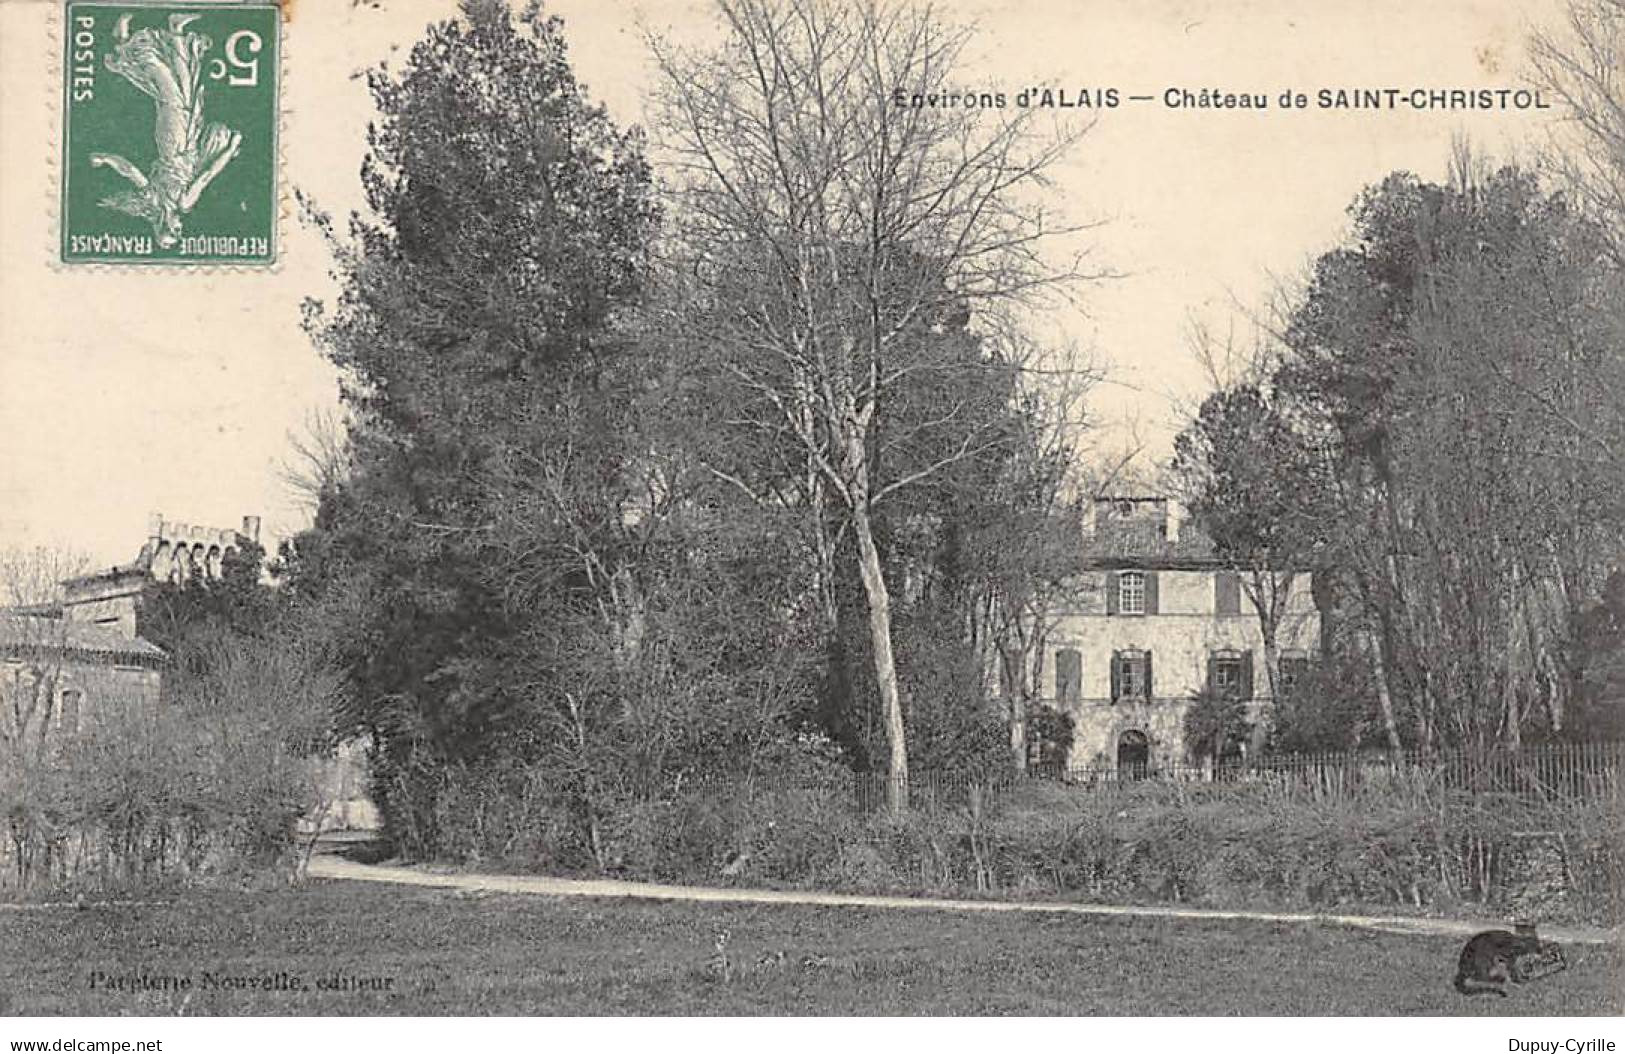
[1269,164,1622,752]
[0,547,88,764]
[278,407,354,513]
[1532,0,1625,262]
[651,0,1097,810]
[0,546,88,610]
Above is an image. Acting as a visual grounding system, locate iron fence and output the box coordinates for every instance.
[847,740,1624,811]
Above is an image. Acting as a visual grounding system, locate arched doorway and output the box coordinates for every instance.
[1117,730,1150,780]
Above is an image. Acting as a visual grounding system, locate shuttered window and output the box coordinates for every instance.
[1109,570,1159,615]
[1055,648,1082,706]
[1111,649,1153,702]
[1207,650,1255,699]
[1119,571,1145,614]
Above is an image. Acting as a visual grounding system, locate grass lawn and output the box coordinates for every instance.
[1,880,1619,1015]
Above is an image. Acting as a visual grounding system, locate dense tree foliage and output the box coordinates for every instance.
[1172,384,1323,704]
[1176,164,1625,754]
[651,0,1093,805]
[140,540,274,682]
[1181,687,1252,765]
[286,0,671,852]
[277,0,1096,856]
[278,0,1094,860]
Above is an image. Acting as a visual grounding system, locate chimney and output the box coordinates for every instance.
[1166,499,1183,542]
[241,515,262,544]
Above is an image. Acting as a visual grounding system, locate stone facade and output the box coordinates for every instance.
[56,512,263,637]
[1045,497,1322,772]
[1,511,258,749]
[0,615,165,748]
[142,512,262,585]
[5,511,379,833]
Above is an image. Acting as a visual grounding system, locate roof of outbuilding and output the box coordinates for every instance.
[0,616,167,665]
[60,557,152,589]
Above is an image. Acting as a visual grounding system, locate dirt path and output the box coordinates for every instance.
[305,854,1621,946]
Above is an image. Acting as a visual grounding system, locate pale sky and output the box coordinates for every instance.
[0,0,1565,567]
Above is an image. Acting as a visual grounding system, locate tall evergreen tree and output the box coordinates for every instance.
[288,0,658,841]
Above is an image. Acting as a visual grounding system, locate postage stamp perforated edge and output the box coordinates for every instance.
[47,0,291,272]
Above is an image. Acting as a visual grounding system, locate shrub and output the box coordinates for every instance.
[0,633,337,899]
[359,743,1625,926]
[1026,704,1074,772]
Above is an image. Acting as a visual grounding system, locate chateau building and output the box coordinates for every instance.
[3,510,378,830]
[1046,497,1323,773]
[0,616,165,742]
[0,513,258,743]
[56,512,262,636]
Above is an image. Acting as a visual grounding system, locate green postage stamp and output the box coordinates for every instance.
[61,2,280,266]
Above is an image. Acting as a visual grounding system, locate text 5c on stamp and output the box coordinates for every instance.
[61,2,280,266]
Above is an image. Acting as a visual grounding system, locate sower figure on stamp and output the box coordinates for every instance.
[90,13,242,248]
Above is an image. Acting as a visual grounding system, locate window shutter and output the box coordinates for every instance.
[1105,571,1119,615]
[1216,571,1240,615]
[1144,651,1154,701]
[1110,650,1121,702]
[1145,571,1160,615]
[1056,649,1081,706]
[1241,651,1255,700]
[1206,655,1219,697]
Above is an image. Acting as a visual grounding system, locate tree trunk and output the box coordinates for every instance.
[1252,570,1291,702]
[852,502,909,814]
[1008,685,1028,774]
[997,629,1030,773]
[1502,595,1524,750]
[1367,628,1404,752]
[1260,631,1280,700]
[810,481,842,635]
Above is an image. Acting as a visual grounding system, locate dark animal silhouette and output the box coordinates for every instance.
[1453,923,1567,997]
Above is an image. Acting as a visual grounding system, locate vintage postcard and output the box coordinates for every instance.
[1,0,1622,1046]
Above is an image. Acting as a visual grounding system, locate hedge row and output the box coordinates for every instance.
[405,765,1625,925]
